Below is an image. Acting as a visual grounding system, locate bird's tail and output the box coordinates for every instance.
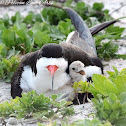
[64,7,118,56]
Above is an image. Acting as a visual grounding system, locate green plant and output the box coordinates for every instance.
[95,25,125,60]
[0,44,8,59]
[89,68,126,126]
[70,118,112,126]
[0,91,74,119]
[38,118,112,126]
[41,7,68,25]
[0,101,14,117]
[72,80,91,104]
[72,80,89,93]
[0,1,125,60]
[0,56,20,82]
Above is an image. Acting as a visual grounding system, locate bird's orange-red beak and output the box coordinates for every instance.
[46,65,59,76]
[46,65,59,90]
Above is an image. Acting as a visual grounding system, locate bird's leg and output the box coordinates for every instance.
[75,93,80,105]
[83,92,87,104]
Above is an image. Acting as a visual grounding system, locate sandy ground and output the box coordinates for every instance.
[0,0,126,125]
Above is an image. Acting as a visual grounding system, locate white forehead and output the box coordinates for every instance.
[36,57,68,69]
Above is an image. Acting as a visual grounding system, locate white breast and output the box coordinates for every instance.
[20,57,70,94]
[85,66,102,77]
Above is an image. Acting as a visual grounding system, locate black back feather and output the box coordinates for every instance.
[11,50,39,98]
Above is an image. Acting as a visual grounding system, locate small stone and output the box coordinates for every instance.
[8,117,18,125]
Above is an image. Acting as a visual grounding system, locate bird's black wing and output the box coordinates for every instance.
[11,50,39,98]
[64,7,97,55]
[90,20,118,35]
[61,43,103,73]
[64,7,118,57]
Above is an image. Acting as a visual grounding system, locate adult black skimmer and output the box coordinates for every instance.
[11,7,117,99]
[11,42,96,98]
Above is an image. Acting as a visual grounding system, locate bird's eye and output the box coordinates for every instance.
[72,68,75,70]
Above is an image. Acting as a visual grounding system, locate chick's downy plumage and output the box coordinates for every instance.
[69,61,87,83]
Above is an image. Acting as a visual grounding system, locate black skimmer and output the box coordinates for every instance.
[69,61,87,83]
[11,42,96,98]
[11,7,117,99]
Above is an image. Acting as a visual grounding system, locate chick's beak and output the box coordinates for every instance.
[46,65,59,90]
[77,70,85,75]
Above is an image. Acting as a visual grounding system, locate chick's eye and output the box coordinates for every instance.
[72,68,75,70]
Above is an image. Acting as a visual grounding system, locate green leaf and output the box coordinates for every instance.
[119,68,126,76]
[115,54,126,60]
[93,3,104,11]
[0,23,6,31]
[92,74,118,96]
[119,92,126,104]
[105,26,125,37]
[16,29,26,40]
[108,93,118,104]
[112,66,118,77]
[121,103,126,114]
[115,75,126,93]
[41,7,68,25]
[0,56,20,82]
[72,81,79,92]
[23,11,42,25]
[114,119,126,126]
[58,19,75,36]
[85,17,100,27]
[64,0,73,7]
[88,84,100,98]
[76,2,85,10]
[90,68,126,124]
[34,30,51,47]
[0,90,74,119]
[107,66,119,82]
[51,94,58,101]
[11,11,22,24]
[103,99,111,110]
[2,29,17,48]
[0,44,7,58]
[3,14,11,28]
[71,118,112,126]
[32,22,43,31]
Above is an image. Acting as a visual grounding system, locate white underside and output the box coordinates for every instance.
[85,65,102,77]
[20,57,102,94]
[20,57,70,94]
[66,31,76,43]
